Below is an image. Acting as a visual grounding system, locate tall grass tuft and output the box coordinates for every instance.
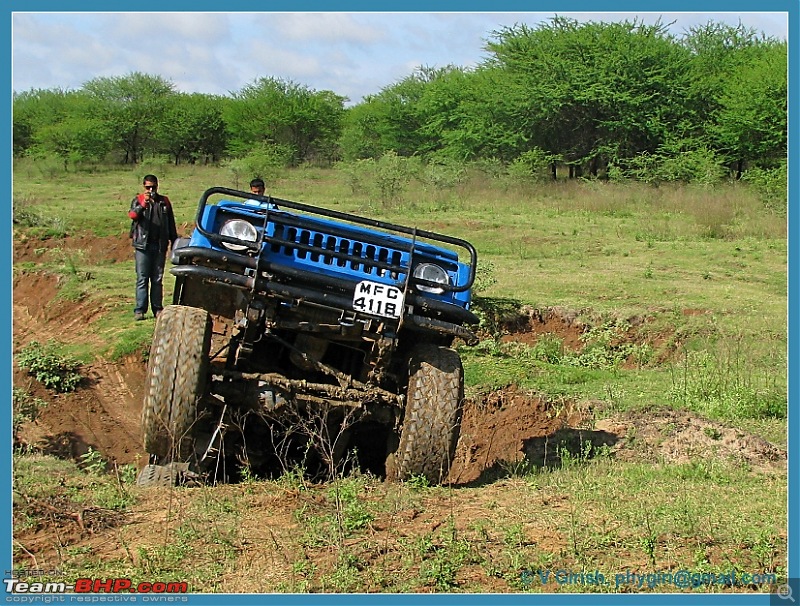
[669,336,787,421]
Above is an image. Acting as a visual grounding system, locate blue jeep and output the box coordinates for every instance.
[138,187,478,485]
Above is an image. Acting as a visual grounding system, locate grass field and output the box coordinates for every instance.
[10,159,788,593]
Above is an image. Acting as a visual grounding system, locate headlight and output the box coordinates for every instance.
[413,263,449,294]
[219,219,257,251]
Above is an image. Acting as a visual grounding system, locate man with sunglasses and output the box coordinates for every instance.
[128,175,179,321]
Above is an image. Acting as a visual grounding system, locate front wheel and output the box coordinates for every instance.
[386,344,464,484]
[141,305,211,464]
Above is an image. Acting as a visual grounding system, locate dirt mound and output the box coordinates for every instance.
[13,232,132,265]
[24,349,784,485]
[498,306,591,350]
[12,272,109,350]
[14,358,146,468]
[597,411,787,473]
[493,304,703,367]
[450,389,607,484]
[13,269,146,467]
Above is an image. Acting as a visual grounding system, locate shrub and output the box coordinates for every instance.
[530,334,565,364]
[473,260,497,295]
[505,148,554,185]
[374,151,419,206]
[563,321,637,369]
[16,340,83,392]
[625,146,726,185]
[741,162,787,215]
[12,388,47,444]
[468,158,506,180]
[12,197,68,238]
[225,144,291,190]
[669,349,787,420]
[659,148,727,185]
[419,159,467,191]
[470,296,525,338]
[336,153,420,206]
[80,447,107,475]
[336,159,373,196]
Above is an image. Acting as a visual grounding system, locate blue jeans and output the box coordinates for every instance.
[134,247,167,315]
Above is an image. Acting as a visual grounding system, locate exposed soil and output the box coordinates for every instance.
[13,273,145,465]
[10,233,787,591]
[13,231,133,265]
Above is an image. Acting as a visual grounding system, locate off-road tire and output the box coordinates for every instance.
[142,305,211,461]
[386,344,464,484]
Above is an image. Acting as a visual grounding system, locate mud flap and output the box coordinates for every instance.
[136,462,198,487]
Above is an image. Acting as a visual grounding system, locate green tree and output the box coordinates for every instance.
[417,66,524,162]
[35,114,112,168]
[13,88,76,158]
[225,77,345,165]
[82,72,176,163]
[680,21,780,177]
[12,118,33,158]
[339,99,387,161]
[485,17,693,175]
[14,88,113,166]
[711,40,787,173]
[340,65,523,163]
[413,66,479,160]
[354,67,434,158]
[158,93,227,165]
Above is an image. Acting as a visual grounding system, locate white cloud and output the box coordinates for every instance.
[242,41,324,80]
[98,12,228,41]
[266,13,384,45]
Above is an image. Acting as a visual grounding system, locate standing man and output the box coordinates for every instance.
[128,175,178,321]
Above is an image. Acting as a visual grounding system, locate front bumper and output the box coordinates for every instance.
[171,246,479,344]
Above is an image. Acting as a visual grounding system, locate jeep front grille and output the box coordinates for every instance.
[269,224,406,280]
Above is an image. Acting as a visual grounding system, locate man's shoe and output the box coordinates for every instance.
[134,312,146,321]
[153,310,162,319]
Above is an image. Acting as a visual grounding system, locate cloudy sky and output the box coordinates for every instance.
[12,11,789,105]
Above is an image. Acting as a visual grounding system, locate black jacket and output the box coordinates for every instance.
[128,193,179,252]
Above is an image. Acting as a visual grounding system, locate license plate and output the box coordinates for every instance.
[352,281,404,319]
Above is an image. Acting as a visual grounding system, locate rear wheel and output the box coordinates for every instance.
[386,344,463,484]
[141,305,212,464]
